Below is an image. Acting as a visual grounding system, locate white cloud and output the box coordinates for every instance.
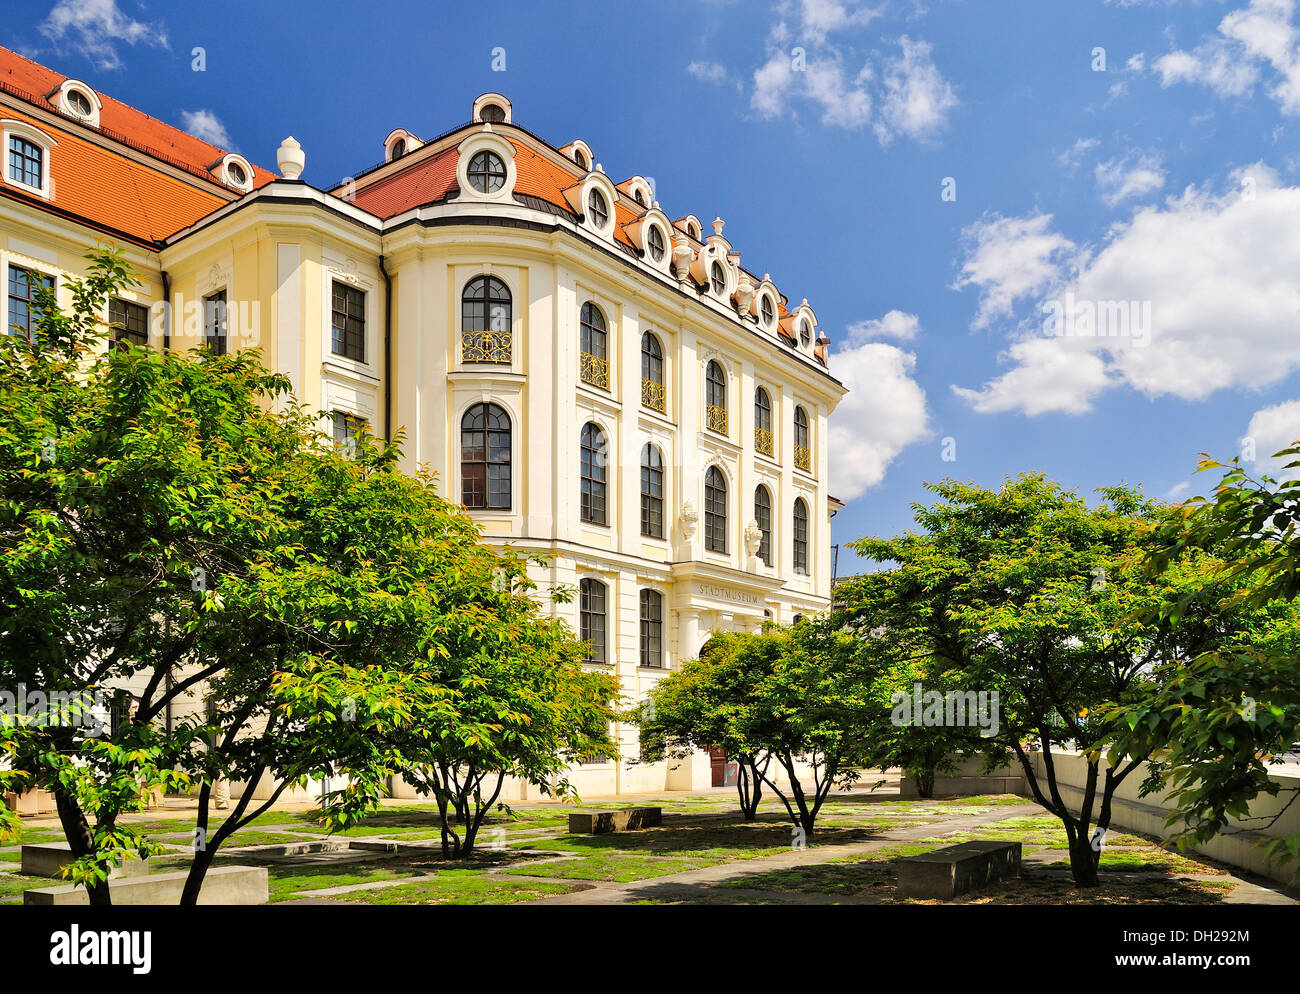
[829,341,930,500]
[1164,479,1192,501]
[179,110,232,148]
[1152,0,1300,114]
[1095,151,1167,205]
[746,8,954,140]
[1245,398,1300,477]
[875,36,957,142]
[952,212,1077,329]
[799,0,884,44]
[40,0,167,71]
[953,164,1300,415]
[846,309,920,341]
[1059,137,1100,175]
[687,60,729,84]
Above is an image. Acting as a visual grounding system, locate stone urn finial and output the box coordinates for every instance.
[277,136,305,179]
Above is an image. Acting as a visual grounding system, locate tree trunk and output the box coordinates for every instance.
[52,785,111,906]
[912,765,936,799]
[180,849,215,906]
[1067,832,1101,888]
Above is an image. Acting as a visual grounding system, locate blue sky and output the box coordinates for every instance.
[8,0,1300,575]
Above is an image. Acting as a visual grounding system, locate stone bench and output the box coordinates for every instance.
[568,807,662,834]
[897,841,1021,900]
[22,842,150,879]
[24,865,268,905]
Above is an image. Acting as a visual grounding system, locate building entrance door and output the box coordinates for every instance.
[708,746,728,787]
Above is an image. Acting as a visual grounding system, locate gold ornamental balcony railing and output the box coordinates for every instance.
[461,329,512,364]
[580,351,610,390]
[642,377,666,413]
[706,403,728,435]
[754,426,774,457]
[794,444,812,473]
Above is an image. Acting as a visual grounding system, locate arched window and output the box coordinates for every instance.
[793,497,809,575]
[754,485,772,567]
[704,466,727,554]
[641,331,665,412]
[467,150,506,193]
[705,359,727,434]
[580,578,607,663]
[390,138,406,159]
[639,589,663,668]
[580,422,608,525]
[461,275,512,363]
[640,443,664,538]
[760,294,775,327]
[647,224,665,261]
[579,302,609,389]
[799,320,811,348]
[461,403,511,510]
[754,386,773,456]
[710,261,726,296]
[587,189,609,228]
[794,406,811,472]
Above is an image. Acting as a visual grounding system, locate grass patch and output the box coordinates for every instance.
[337,869,585,905]
[503,851,721,883]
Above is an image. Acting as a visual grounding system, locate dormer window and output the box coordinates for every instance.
[2,121,55,199]
[688,221,701,240]
[9,137,42,188]
[215,153,254,193]
[587,189,609,228]
[468,150,506,193]
[54,80,101,127]
[761,295,774,327]
[575,148,589,170]
[647,224,665,261]
[634,189,645,206]
[479,102,506,123]
[391,138,406,159]
[67,89,92,117]
[799,320,811,348]
[710,261,726,296]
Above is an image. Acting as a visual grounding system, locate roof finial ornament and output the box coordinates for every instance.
[712,216,725,236]
[277,136,305,180]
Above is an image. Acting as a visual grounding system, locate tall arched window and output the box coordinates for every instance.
[641,331,665,412]
[794,406,811,472]
[461,403,511,510]
[461,276,512,363]
[579,302,609,389]
[754,386,773,456]
[705,359,727,434]
[639,589,663,668]
[640,443,664,538]
[580,422,608,525]
[580,578,607,663]
[793,497,809,575]
[754,485,772,566]
[704,466,728,553]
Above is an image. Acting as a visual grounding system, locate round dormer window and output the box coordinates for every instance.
[647,224,665,261]
[479,103,506,124]
[710,262,726,296]
[799,320,811,347]
[587,189,609,228]
[761,295,774,327]
[226,161,247,186]
[468,150,506,193]
[67,89,93,117]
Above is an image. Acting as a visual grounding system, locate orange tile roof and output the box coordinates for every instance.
[0,45,276,246]
[0,45,275,188]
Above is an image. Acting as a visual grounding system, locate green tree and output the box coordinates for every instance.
[0,245,607,904]
[847,475,1274,887]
